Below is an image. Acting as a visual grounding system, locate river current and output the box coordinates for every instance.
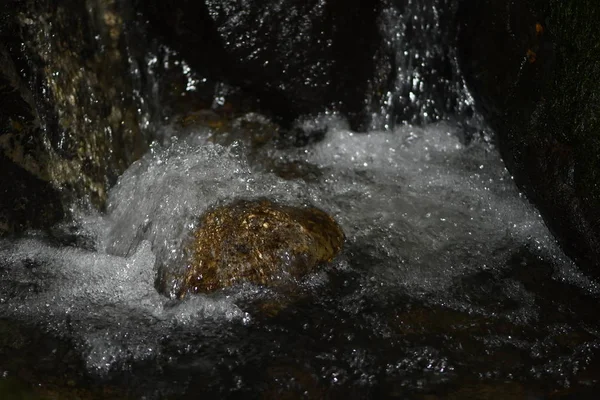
[2,115,599,397]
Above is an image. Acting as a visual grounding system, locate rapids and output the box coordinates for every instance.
[2,0,600,397]
[2,118,598,397]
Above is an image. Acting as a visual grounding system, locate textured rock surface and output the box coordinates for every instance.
[0,44,64,233]
[180,199,344,295]
[136,0,472,132]
[457,0,600,276]
[0,0,146,234]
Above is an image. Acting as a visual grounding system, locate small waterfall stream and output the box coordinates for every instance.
[1,1,599,398]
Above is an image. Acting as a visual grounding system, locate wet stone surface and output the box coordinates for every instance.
[0,0,147,235]
[178,199,344,295]
[457,0,600,278]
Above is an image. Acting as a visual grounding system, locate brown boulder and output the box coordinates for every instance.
[179,199,344,295]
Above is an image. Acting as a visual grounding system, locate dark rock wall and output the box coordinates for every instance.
[136,0,474,132]
[0,38,65,233]
[457,0,600,275]
[136,0,383,131]
[0,0,146,234]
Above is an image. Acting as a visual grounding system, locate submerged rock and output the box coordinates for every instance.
[179,199,344,295]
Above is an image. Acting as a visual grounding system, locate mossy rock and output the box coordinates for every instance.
[179,199,344,295]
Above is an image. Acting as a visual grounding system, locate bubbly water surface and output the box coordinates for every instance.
[1,119,599,397]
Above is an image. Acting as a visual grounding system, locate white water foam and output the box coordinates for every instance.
[0,119,589,374]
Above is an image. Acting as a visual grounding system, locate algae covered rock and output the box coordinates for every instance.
[180,199,344,295]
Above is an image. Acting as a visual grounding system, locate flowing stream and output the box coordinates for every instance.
[2,1,600,398]
[2,118,600,398]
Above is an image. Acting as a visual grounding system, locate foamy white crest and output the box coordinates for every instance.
[0,120,580,376]
[104,139,314,271]
[291,121,570,293]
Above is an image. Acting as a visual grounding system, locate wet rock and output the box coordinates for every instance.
[137,0,472,131]
[133,43,262,133]
[0,0,146,234]
[177,110,281,149]
[179,199,344,295]
[0,45,64,234]
[0,155,64,235]
[456,0,600,276]
[135,0,382,131]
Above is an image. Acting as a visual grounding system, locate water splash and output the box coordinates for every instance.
[2,119,591,387]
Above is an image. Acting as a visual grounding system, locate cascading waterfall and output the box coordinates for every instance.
[367,0,473,129]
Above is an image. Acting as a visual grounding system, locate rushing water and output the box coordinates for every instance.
[2,0,600,398]
[2,116,600,398]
